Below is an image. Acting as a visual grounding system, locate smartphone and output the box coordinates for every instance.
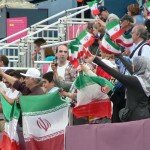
[53,58,57,67]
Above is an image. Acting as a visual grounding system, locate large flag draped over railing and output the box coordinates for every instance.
[20,93,69,150]
[0,93,69,150]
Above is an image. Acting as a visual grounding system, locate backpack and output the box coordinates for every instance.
[137,43,150,56]
[130,41,150,58]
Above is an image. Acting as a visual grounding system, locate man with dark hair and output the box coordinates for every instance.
[51,44,77,82]
[97,6,119,26]
[0,55,9,67]
[120,14,134,35]
[42,71,59,93]
[32,38,46,66]
[34,38,46,47]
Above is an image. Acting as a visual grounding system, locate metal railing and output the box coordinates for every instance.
[0,5,93,68]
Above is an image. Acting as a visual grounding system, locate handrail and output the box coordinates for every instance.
[0,28,30,43]
[0,5,89,44]
[0,21,59,50]
[60,7,89,20]
[34,61,53,64]
[66,5,88,12]
[41,40,73,48]
[0,67,35,70]
[67,18,95,22]
[0,6,89,50]
[0,11,65,43]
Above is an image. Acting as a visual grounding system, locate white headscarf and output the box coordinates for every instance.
[133,56,150,97]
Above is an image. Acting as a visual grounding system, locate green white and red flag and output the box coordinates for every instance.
[106,20,124,41]
[100,35,121,54]
[77,30,95,48]
[87,0,100,15]
[116,34,133,48]
[68,39,92,68]
[0,95,20,150]
[20,93,69,150]
[73,73,113,118]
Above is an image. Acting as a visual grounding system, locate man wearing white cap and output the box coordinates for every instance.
[0,68,44,95]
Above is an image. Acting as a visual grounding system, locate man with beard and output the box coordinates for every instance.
[54,44,77,82]
[97,6,119,27]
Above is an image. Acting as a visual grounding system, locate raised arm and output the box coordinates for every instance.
[93,56,134,86]
[0,69,17,85]
[116,54,133,74]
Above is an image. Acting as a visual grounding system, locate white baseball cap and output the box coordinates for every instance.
[20,68,41,79]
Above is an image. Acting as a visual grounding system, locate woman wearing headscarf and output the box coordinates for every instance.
[86,55,150,122]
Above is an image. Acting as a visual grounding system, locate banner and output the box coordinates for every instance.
[7,17,27,43]
[65,118,150,150]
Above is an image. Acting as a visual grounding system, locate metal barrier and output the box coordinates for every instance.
[0,5,93,68]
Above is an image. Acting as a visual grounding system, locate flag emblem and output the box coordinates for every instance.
[37,117,51,132]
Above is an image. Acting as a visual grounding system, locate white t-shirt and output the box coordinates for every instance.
[57,61,69,80]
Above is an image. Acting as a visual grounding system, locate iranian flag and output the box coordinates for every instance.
[100,35,121,54]
[0,95,20,150]
[116,34,133,48]
[68,39,92,68]
[87,0,99,15]
[146,1,150,12]
[20,93,69,150]
[77,30,95,48]
[73,73,113,118]
[106,20,124,41]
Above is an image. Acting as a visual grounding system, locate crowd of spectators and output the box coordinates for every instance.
[1,1,150,130]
